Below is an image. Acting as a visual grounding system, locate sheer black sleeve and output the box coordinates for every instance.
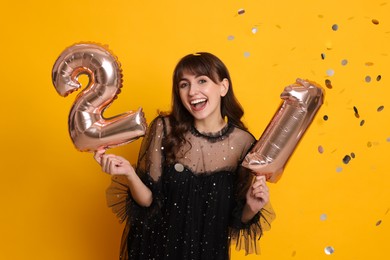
[105,116,166,223]
[229,140,276,255]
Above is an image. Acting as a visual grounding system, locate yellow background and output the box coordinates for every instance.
[1,0,389,259]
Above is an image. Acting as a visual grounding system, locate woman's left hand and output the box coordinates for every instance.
[245,175,270,213]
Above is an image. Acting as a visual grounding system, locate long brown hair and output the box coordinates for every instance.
[162,52,247,164]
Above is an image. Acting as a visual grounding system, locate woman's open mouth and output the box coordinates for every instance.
[190,98,207,111]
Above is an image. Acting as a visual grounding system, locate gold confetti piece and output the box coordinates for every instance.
[353,106,360,118]
[325,79,332,89]
[372,19,379,25]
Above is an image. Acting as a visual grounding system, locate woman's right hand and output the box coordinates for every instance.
[94,149,135,177]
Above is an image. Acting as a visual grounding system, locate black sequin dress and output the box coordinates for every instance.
[106,116,275,260]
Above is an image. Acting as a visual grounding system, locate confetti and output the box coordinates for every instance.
[320,213,327,221]
[318,145,324,154]
[244,51,250,58]
[323,115,329,121]
[365,62,374,66]
[353,106,360,118]
[326,69,335,76]
[341,59,348,66]
[325,79,333,89]
[372,19,379,25]
[251,27,258,34]
[365,76,372,83]
[336,166,343,172]
[351,152,355,158]
[332,24,339,31]
[360,120,365,126]
[325,246,335,255]
[376,220,382,226]
[238,8,245,15]
[376,75,382,81]
[174,163,184,172]
[387,137,390,142]
[343,155,351,164]
[377,105,384,112]
[321,53,326,60]
[227,35,235,41]
[367,141,372,148]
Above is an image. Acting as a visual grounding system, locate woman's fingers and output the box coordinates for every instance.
[93,149,106,164]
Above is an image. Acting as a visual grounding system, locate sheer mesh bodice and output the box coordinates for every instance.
[106,116,275,260]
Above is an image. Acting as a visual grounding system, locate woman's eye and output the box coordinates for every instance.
[179,82,189,88]
[198,79,207,84]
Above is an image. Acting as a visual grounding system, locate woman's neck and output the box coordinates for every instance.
[194,117,227,133]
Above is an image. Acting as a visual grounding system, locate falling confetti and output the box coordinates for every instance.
[376,220,382,226]
[321,53,326,60]
[238,8,245,15]
[336,166,343,172]
[365,62,374,66]
[372,19,380,25]
[360,120,365,126]
[326,69,335,76]
[320,213,327,221]
[376,75,382,81]
[244,51,250,58]
[318,145,324,154]
[387,137,390,142]
[343,155,351,164]
[325,246,335,255]
[350,152,355,158]
[377,105,384,112]
[251,27,258,34]
[332,24,339,31]
[341,59,348,66]
[227,35,235,41]
[325,79,333,89]
[353,106,360,118]
[323,115,329,121]
[365,76,372,83]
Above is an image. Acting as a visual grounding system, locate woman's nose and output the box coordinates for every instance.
[188,84,199,96]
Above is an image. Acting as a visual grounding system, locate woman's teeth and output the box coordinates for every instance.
[191,99,207,108]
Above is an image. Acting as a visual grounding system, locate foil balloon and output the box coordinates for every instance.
[242,78,324,183]
[52,43,147,152]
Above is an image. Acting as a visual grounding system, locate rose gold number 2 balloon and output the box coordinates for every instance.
[242,78,324,183]
[52,43,147,152]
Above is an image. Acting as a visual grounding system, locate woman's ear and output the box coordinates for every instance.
[220,78,229,97]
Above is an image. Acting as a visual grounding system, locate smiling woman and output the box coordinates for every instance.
[96,52,275,260]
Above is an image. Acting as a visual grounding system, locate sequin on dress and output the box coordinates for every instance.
[106,116,275,260]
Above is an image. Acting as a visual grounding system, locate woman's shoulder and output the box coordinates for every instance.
[230,124,256,142]
[147,114,171,134]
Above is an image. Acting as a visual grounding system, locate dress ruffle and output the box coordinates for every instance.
[229,202,275,255]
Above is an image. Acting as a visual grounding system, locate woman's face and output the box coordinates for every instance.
[178,71,229,125]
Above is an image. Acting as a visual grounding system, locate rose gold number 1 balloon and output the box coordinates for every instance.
[242,78,324,183]
[52,43,147,152]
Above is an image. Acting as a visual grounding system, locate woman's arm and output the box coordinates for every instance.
[94,150,153,207]
[241,175,269,223]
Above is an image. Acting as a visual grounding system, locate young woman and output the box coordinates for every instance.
[94,52,275,260]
